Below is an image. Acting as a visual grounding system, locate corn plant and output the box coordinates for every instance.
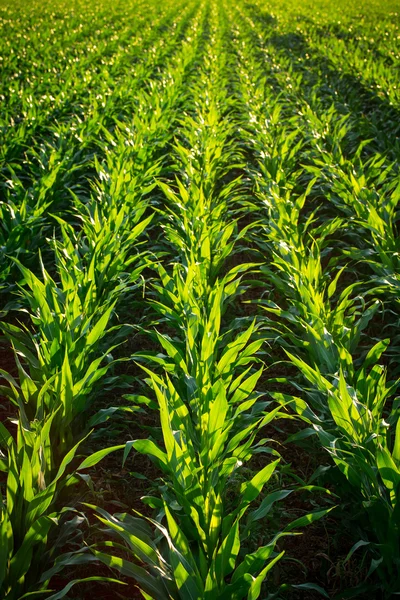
[276,349,400,597]
[89,258,332,598]
[0,192,49,294]
[0,411,133,600]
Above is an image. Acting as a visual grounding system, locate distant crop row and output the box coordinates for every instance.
[1,0,400,598]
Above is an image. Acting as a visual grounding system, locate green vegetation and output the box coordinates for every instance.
[0,0,399,598]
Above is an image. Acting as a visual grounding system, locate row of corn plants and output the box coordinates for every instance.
[227,1,400,596]
[0,172,151,598]
[0,1,212,596]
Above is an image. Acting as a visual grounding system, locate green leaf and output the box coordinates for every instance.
[132,439,168,467]
[215,519,240,581]
[289,582,329,598]
[284,507,335,532]
[92,550,169,599]
[86,303,115,347]
[377,447,400,491]
[9,515,56,583]
[78,444,126,471]
[241,460,280,505]
[247,551,284,599]
[392,417,400,467]
[45,576,125,600]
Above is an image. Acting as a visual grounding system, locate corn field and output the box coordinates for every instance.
[1,0,400,598]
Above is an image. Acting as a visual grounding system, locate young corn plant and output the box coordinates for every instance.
[89,262,332,599]
[0,170,155,457]
[280,349,400,597]
[0,255,120,465]
[0,180,51,295]
[0,413,133,600]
